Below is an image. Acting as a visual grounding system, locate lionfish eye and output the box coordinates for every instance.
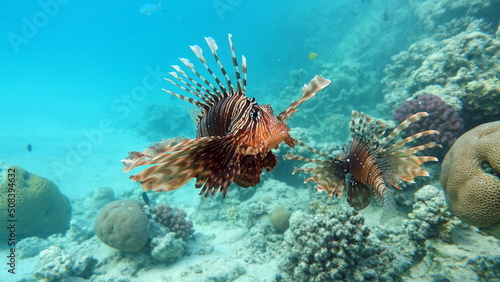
[250,107,261,121]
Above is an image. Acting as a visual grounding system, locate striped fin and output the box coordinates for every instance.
[164,71,210,106]
[384,112,428,145]
[284,152,330,166]
[170,64,215,103]
[384,130,439,154]
[228,34,245,93]
[205,37,234,94]
[126,136,241,198]
[179,58,222,98]
[241,55,247,89]
[293,139,332,159]
[190,43,228,95]
[350,111,387,147]
[277,75,331,122]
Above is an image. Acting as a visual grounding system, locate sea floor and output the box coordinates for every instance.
[1,113,499,282]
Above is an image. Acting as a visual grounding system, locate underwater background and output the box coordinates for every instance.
[1,0,499,281]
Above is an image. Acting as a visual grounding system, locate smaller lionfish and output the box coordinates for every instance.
[285,111,441,211]
[123,34,330,198]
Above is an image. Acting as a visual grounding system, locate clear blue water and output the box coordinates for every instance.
[2,0,499,280]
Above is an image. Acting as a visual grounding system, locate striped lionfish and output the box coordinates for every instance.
[285,111,441,211]
[122,34,330,198]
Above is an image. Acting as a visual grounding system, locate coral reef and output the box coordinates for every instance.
[17,237,50,258]
[409,0,500,30]
[137,103,192,141]
[150,232,186,263]
[403,185,461,243]
[152,203,194,241]
[0,165,71,238]
[33,246,74,281]
[382,21,500,126]
[279,209,395,281]
[269,206,291,232]
[84,186,115,210]
[441,121,500,238]
[94,200,150,252]
[393,94,464,154]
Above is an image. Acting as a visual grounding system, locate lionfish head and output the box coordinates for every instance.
[234,102,293,155]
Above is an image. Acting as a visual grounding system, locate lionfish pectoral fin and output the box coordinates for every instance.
[277,75,331,122]
[234,151,278,188]
[346,180,371,210]
[122,137,189,173]
[125,136,239,196]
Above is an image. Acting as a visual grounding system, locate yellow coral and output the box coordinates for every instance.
[441,122,500,236]
[0,166,71,238]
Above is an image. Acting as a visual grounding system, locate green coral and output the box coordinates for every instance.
[0,166,71,238]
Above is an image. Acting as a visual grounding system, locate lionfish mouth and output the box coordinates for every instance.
[123,34,330,198]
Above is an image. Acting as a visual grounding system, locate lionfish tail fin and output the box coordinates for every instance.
[277,75,331,122]
[123,136,240,198]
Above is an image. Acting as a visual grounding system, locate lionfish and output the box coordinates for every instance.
[122,34,330,198]
[285,111,441,211]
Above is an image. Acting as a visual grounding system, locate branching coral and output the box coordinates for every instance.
[279,209,395,281]
[152,203,194,241]
[403,185,461,243]
[383,21,500,126]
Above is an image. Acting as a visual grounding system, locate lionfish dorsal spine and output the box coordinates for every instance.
[179,57,222,98]
[204,37,234,95]
[172,63,216,103]
[241,55,247,89]
[165,68,211,104]
[228,34,245,93]
[162,87,204,109]
[384,130,440,154]
[189,45,226,96]
[384,112,428,145]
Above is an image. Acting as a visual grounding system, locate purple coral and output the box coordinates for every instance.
[152,204,194,241]
[393,95,464,155]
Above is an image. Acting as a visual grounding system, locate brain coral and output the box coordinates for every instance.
[441,121,500,237]
[0,166,71,238]
[94,200,150,252]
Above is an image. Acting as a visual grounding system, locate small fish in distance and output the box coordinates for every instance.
[27,144,32,152]
[285,111,441,212]
[122,34,330,198]
[140,1,164,15]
